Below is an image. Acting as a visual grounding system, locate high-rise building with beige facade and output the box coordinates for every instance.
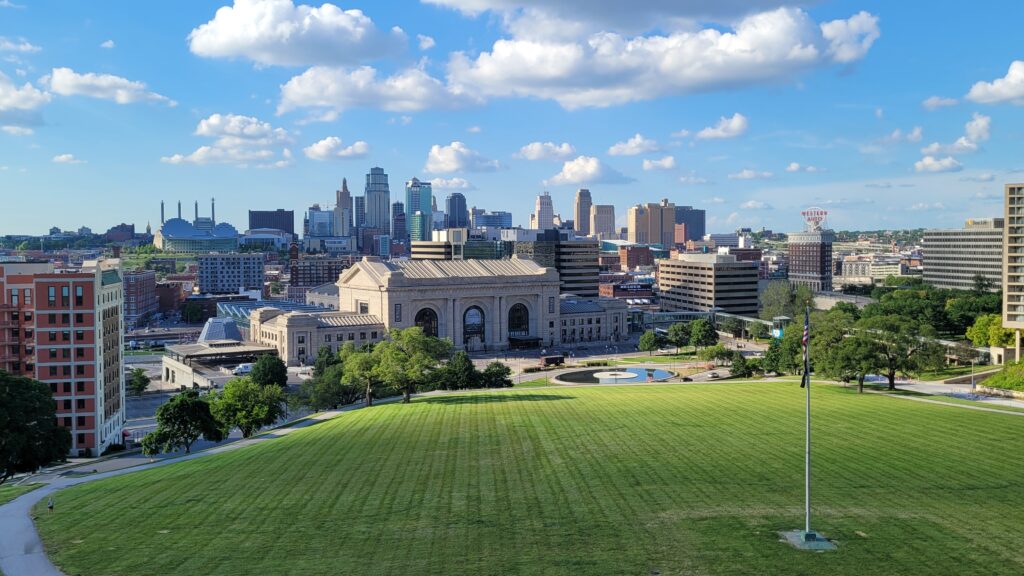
[627,199,675,247]
[923,218,1003,292]
[590,204,616,239]
[656,253,759,316]
[1003,184,1024,358]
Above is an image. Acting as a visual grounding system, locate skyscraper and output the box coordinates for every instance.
[1003,184,1024,359]
[249,209,294,236]
[334,178,353,237]
[627,199,675,247]
[787,208,835,292]
[533,192,554,230]
[574,189,592,236]
[391,201,407,242]
[445,192,469,228]
[674,205,706,242]
[364,167,390,234]
[405,178,433,241]
[354,196,366,229]
[590,205,616,239]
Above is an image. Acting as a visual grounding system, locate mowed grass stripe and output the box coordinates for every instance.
[34,383,1024,576]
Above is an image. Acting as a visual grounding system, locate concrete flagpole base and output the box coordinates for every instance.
[779,530,837,551]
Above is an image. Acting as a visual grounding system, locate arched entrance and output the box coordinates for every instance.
[463,306,485,352]
[415,308,439,338]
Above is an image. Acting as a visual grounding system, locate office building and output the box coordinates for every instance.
[445,192,469,228]
[354,196,366,229]
[533,192,555,230]
[0,259,125,456]
[123,270,157,329]
[411,229,507,261]
[590,205,616,239]
[304,204,334,238]
[1003,185,1024,353]
[922,218,1003,291]
[627,199,675,248]
[197,253,265,294]
[405,178,433,241]
[657,253,759,315]
[574,189,592,236]
[391,202,408,242]
[788,210,835,292]
[364,167,391,234]
[473,211,513,229]
[707,233,740,249]
[513,230,600,298]
[674,206,706,242]
[619,246,654,270]
[334,179,353,237]
[287,252,355,301]
[248,209,294,236]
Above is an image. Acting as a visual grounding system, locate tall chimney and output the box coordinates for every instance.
[177,201,181,219]
[211,197,216,223]
[160,201,165,224]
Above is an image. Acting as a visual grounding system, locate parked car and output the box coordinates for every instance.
[681,377,693,382]
[709,372,720,379]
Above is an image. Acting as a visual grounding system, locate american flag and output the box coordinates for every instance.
[800,306,810,388]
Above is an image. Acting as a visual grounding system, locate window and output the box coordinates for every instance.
[24,312,32,321]
[50,382,58,393]
[49,366,57,376]
[61,286,69,306]
[75,286,83,306]
[75,330,83,340]
[348,333,355,341]
[48,287,56,306]
[508,304,530,337]
[9,289,17,306]
[62,313,70,324]
[48,313,56,324]
[48,332,56,342]
[76,381,84,392]
[463,306,485,344]
[75,313,83,323]
[76,365,85,375]
[394,303,402,323]
[358,302,369,314]
[63,417,71,427]
[22,288,31,305]
[76,348,84,358]
[77,433,85,446]
[414,308,439,338]
[325,334,332,342]
[62,348,70,359]
[360,332,366,340]
[63,399,71,410]
[548,297,555,314]
[76,398,85,409]
[77,416,86,427]
[298,335,305,344]
[49,348,57,359]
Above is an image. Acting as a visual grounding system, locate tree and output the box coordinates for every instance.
[689,319,718,350]
[966,314,1014,347]
[721,317,744,338]
[375,328,452,402]
[211,378,286,438]
[442,351,480,390]
[856,315,944,390]
[749,322,769,340]
[638,330,665,356]
[762,339,784,375]
[296,363,363,410]
[142,389,223,454]
[480,361,513,388]
[250,354,289,388]
[127,368,151,397]
[759,280,793,321]
[181,301,203,323]
[666,322,691,353]
[973,273,994,294]
[313,345,339,378]
[730,352,753,378]
[344,351,381,407]
[699,344,731,365]
[1,372,71,484]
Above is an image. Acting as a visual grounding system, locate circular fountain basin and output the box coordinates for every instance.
[554,367,676,384]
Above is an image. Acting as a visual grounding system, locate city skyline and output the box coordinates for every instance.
[2,1,1024,234]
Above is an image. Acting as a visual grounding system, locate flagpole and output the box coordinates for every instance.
[805,309,811,535]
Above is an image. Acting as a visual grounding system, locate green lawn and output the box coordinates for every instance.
[34,384,1024,576]
[0,482,41,505]
[514,377,554,387]
[611,352,697,365]
[917,365,995,382]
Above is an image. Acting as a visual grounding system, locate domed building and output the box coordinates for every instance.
[153,199,239,253]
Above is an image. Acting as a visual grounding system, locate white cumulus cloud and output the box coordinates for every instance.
[0,37,39,53]
[162,113,291,168]
[786,162,822,173]
[920,113,990,156]
[1,125,32,135]
[642,156,675,171]
[696,113,748,140]
[100,39,116,49]
[922,95,957,110]
[608,133,659,156]
[417,34,436,51]
[445,8,880,109]
[425,141,501,173]
[430,177,475,190]
[303,136,369,160]
[914,155,962,173]
[729,169,773,180]
[43,67,175,106]
[52,153,84,164]
[278,65,472,115]
[740,200,772,210]
[545,155,632,185]
[188,0,405,66]
[966,60,1024,105]
[515,141,575,160]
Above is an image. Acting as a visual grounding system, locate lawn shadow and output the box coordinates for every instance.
[418,393,576,405]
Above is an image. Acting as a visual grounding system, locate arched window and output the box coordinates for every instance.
[508,303,529,337]
[463,306,485,343]
[415,308,439,338]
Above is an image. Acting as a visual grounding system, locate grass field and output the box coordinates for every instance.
[0,483,41,505]
[916,365,995,382]
[34,383,1024,576]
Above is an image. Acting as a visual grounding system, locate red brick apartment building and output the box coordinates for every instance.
[0,260,125,457]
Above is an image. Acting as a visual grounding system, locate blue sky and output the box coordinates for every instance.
[2,0,1023,236]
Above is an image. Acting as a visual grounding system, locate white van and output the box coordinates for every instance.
[232,363,254,376]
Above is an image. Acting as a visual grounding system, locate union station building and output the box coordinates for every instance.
[250,256,628,365]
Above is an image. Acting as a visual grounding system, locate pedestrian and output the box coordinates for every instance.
[47,497,54,513]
